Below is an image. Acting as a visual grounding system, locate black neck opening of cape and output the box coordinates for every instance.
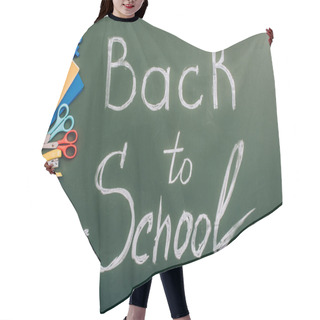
[108,12,140,22]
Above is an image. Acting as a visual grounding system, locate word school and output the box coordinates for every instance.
[95,137,255,273]
[105,37,236,111]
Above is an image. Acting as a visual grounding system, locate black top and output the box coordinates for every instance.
[108,12,140,22]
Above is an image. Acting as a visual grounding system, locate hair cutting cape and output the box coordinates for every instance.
[41,13,282,314]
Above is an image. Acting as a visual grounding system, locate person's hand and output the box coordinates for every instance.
[266,28,273,46]
[44,161,55,175]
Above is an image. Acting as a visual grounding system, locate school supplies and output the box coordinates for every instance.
[48,103,74,141]
[43,129,78,159]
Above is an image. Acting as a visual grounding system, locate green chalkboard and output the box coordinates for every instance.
[41,15,282,313]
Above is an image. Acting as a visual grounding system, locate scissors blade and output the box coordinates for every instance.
[43,141,59,149]
[44,134,51,145]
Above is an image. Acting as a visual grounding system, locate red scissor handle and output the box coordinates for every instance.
[57,129,78,159]
[58,129,78,145]
[57,144,77,159]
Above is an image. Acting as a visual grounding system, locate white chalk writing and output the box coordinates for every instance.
[105,37,235,111]
[95,135,254,272]
[163,131,193,185]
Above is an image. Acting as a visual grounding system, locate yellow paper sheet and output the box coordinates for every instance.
[57,61,80,106]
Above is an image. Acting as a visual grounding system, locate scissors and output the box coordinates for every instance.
[43,129,78,159]
[48,103,74,141]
